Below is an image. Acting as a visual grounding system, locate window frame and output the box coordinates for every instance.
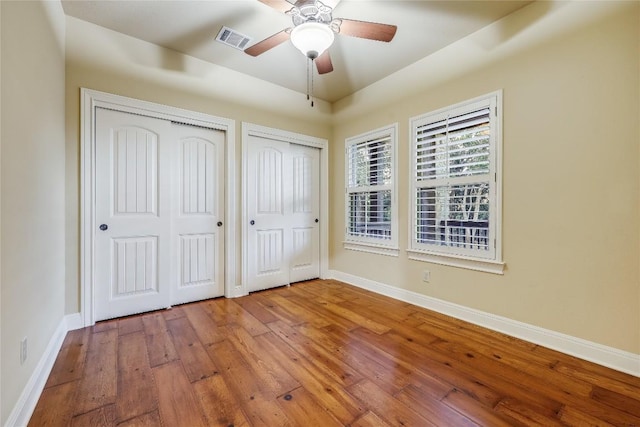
[344,123,399,257]
[408,91,504,274]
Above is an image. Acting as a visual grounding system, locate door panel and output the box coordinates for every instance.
[181,137,216,214]
[179,233,216,287]
[95,108,172,321]
[291,228,313,267]
[114,130,158,215]
[257,148,284,214]
[257,229,285,274]
[112,237,158,296]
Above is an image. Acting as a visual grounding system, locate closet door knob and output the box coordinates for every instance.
[250,220,255,226]
[217,221,223,227]
[99,224,108,231]
[315,218,319,223]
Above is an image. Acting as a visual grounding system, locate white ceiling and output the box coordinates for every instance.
[61,0,532,103]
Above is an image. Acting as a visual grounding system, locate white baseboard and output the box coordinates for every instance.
[64,312,84,331]
[328,270,640,378]
[4,313,78,427]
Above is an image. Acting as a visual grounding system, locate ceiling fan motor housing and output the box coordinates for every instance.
[289,0,333,26]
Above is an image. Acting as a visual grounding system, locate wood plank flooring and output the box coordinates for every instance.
[30,279,640,426]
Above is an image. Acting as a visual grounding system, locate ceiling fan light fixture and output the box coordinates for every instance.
[290,22,334,59]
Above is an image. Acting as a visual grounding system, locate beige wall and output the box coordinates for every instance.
[330,1,640,354]
[64,18,332,314]
[0,1,66,423]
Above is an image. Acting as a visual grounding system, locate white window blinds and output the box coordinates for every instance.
[415,108,491,181]
[411,94,500,262]
[345,125,397,251]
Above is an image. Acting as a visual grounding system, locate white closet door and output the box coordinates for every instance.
[171,123,225,305]
[94,109,225,321]
[95,108,172,321]
[247,137,291,292]
[289,143,320,283]
[246,136,320,292]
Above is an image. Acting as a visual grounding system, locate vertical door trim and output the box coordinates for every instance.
[80,88,237,327]
[241,122,329,295]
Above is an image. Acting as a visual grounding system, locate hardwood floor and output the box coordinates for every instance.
[30,279,640,426]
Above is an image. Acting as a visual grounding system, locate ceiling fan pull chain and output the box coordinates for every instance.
[305,55,315,107]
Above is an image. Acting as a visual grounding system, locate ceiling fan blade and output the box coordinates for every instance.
[315,50,333,74]
[334,18,397,42]
[258,0,296,14]
[244,29,291,56]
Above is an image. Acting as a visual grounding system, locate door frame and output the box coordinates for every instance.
[241,122,329,294]
[80,88,237,327]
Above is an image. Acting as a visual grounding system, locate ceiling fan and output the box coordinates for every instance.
[244,0,397,75]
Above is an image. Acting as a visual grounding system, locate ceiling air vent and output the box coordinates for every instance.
[216,26,252,50]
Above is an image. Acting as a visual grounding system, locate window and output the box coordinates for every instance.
[409,92,504,273]
[345,124,398,256]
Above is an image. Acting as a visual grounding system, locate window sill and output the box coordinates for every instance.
[344,241,399,257]
[407,249,505,274]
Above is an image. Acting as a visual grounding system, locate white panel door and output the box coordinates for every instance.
[246,136,320,292]
[247,137,291,292]
[171,123,225,305]
[95,108,172,321]
[289,144,321,282]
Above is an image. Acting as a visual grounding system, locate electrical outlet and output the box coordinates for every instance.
[20,337,28,365]
[422,270,431,283]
